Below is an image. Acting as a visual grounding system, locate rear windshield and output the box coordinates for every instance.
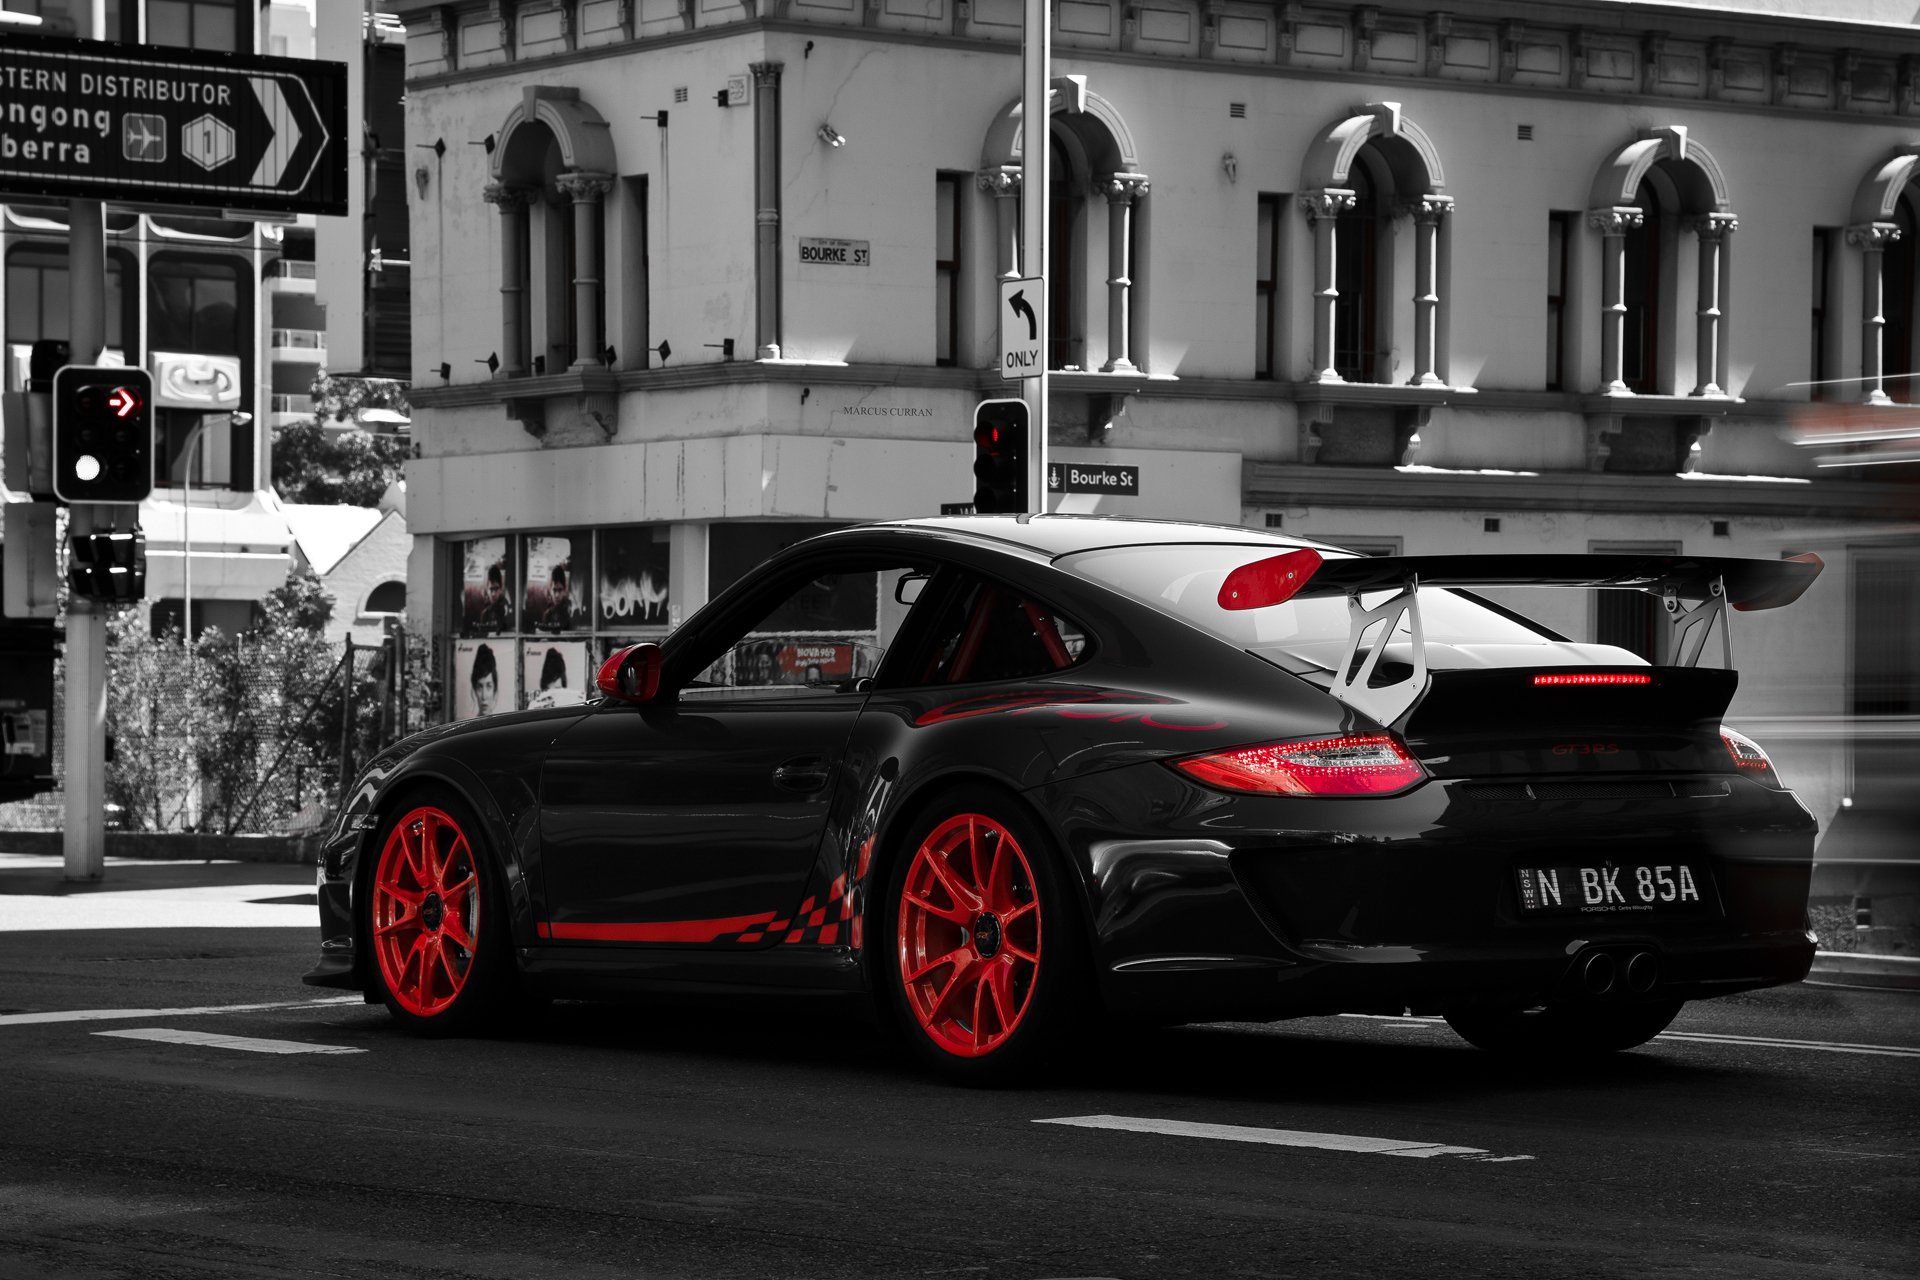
[1058,543,1556,671]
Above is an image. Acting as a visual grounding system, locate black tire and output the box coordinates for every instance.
[361,786,519,1037]
[1444,999,1684,1057]
[877,784,1092,1086]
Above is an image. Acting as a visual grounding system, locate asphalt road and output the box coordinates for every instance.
[1,914,1915,1279]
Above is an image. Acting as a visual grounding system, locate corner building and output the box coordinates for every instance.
[396,0,1920,849]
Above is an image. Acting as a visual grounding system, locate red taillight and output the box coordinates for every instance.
[1170,733,1427,797]
[1532,672,1654,687]
[1720,726,1780,786]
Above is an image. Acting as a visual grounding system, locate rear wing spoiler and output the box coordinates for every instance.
[1219,550,1824,725]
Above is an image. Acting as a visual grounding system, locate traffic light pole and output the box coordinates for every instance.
[63,198,109,882]
[1020,0,1049,514]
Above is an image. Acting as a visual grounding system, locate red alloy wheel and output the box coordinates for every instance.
[897,812,1042,1058]
[372,806,481,1018]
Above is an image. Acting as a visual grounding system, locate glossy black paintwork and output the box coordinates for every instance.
[305,516,1817,1024]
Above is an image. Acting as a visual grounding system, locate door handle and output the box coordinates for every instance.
[772,757,831,793]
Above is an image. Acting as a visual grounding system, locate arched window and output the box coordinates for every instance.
[485,89,615,377]
[365,581,407,614]
[976,89,1148,375]
[1299,103,1451,387]
[1588,127,1736,398]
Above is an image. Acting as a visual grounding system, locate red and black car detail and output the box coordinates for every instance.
[306,515,1824,1082]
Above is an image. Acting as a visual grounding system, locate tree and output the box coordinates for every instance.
[271,371,410,506]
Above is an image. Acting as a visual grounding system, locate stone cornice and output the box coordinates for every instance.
[390,7,1920,127]
[1243,461,1916,521]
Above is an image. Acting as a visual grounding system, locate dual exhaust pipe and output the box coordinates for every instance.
[1579,949,1659,997]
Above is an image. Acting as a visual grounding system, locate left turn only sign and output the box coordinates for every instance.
[0,32,346,215]
[999,277,1043,380]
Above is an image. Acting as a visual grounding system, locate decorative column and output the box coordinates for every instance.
[1099,173,1149,372]
[1588,206,1644,394]
[556,171,614,370]
[1688,212,1736,396]
[1400,194,1453,387]
[484,182,535,376]
[1848,221,1901,405]
[976,165,1022,279]
[1299,189,1356,382]
[751,60,785,359]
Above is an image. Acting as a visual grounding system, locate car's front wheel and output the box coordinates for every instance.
[364,790,515,1036]
[880,786,1089,1085]
[1444,1000,1684,1056]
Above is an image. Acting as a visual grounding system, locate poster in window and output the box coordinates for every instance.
[458,536,514,636]
[452,638,518,719]
[524,639,590,710]
[525,532,590,633]
[597,526,670,629]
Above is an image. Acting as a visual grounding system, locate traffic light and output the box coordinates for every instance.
[52,366,153,504]
[972,398,1030,514]
[66,527,147,605]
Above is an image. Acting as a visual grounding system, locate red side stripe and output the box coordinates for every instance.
[543,912,778,943]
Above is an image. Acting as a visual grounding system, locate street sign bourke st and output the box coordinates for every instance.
[0,32,346,216]
[1048,462,1140,496]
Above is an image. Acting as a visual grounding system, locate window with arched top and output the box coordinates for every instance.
[1883,197,1916,403]
[484,88,616,378]
[976,89,1149,375]
[1299,103,1452,388]
[364,581,407,615]
[1587,127,1736,399]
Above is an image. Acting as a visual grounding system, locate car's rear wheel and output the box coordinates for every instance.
[1444,999,1684,1056]
[880,786,1088,1085]
[365,790,515,1035]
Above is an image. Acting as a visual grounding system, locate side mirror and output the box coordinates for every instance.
[595,642,664,704]
[895,572,930,605]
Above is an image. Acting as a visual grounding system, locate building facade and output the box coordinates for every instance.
[393,0,1920,842]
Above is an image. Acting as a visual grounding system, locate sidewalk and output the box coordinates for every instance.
[0,853,315,931]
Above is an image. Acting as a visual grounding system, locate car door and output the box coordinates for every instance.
[535,553,927,945]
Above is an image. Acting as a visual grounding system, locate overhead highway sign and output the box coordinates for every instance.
[0,32,346,215]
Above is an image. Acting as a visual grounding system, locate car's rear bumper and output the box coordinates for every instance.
[1036,763,1819,1023]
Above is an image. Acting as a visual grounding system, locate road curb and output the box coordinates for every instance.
[1806,950,1920,992]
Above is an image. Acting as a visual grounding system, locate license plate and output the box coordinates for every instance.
[1514,862,1708,915]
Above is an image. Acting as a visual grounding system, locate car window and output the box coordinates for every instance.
[686,563,926,699]
[901,575,1088,686]
[1059,543,1553,671]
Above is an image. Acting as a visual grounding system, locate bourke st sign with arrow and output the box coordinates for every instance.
[0,32,345,216]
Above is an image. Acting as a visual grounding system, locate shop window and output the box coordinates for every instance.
[1590,540,1679,663]
[4,244,134,384]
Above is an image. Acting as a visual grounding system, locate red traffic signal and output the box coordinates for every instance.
[971,398,1030,514]
[51,366,154,505]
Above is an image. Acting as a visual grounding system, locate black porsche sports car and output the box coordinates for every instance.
[305,515,1825,1082]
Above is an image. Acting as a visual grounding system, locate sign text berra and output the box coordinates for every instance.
[798,237,871,266]
[0,32,347,216]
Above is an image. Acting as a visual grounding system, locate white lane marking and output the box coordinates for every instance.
[1337,1013,1920,1059]
[1035,1115,1531,1161]
[0,997,362,1028]
[1656,1031,1920,1059]
[93,1028,364,1055]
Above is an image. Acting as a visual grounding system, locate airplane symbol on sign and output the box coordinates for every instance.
[122,113,166,163]
[108,387,140,418]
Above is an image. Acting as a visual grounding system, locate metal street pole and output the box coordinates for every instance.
[62,0,112,881]
[1021,0,1049,514]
